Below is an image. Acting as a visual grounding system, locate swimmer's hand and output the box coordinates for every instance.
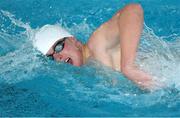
[122,66,165,91]
[137,79,166,91]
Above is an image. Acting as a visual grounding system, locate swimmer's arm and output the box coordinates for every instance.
[117,4,156,90]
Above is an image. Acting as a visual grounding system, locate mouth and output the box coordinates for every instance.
[64,57,73,65]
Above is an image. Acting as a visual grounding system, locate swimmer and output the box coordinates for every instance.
[34,4,161,90]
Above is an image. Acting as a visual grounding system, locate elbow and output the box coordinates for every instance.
[125,3,143,11]
[123,3,144,16]
[116,3,144,19]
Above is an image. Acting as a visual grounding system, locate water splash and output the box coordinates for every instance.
[1,10,180,88]
[0,10,42,84]
[136,23,180,89]
[0,9,179,116]
[1,10,36,43]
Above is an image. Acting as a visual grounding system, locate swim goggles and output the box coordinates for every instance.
[47,37,67,59]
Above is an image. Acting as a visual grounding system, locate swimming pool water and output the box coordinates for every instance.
[0,0,180,116]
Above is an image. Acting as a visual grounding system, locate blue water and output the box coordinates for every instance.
[0,0,180,117]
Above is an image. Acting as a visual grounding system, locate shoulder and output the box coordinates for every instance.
[87,11,120,52]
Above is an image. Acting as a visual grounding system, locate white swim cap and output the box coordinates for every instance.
[34,24,73,55]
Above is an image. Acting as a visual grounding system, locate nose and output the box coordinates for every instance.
[53,53,63,61]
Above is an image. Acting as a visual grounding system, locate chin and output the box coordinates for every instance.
[73,63,82,67]
[72,60,83,67]
[70,57,83,67]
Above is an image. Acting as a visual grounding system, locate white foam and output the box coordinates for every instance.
[1,10,180,90]
[136,23,180,89]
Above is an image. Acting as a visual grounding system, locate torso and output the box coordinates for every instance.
[88,40,121,72]
[87,13,122,71]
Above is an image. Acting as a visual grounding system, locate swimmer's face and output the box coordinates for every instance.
[46,37,84,66]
